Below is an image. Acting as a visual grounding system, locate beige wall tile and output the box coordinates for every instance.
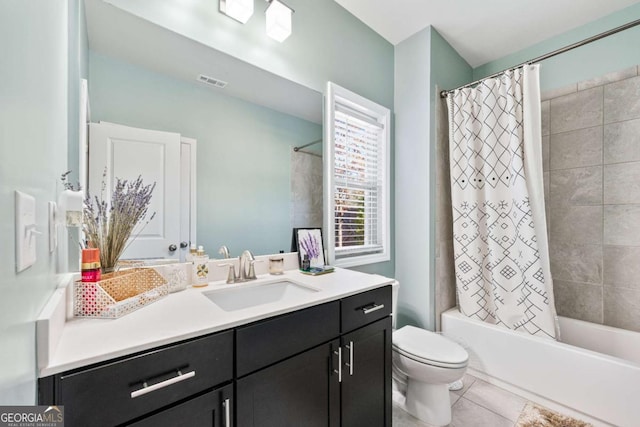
[549,166,602,206]
[578,66,638,91]
[604,119,640,164]
[550,205,602,245]
[549,126,602,170]
[541,83,577,102]
[604,205,640,246]
[604,287,640,332]
[542,135,549,171]
[541,100,550,137]
[604,75,640,123]
[604,162,640,204]
[550,241,602,285]
[603,246,640,291]
[550,86,603,134]
[553,280,603,323]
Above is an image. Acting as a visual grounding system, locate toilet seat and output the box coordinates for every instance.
[393,326,468,369]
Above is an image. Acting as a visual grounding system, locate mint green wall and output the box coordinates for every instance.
[105,0,394,109]
[394,26,472,330]
[0,2,69,404]
[474,3,640,92]
[89,52,321,256]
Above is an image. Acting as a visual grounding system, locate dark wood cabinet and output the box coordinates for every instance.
[341,317,393,427]
[126,384,233,427]
[235,286,392,427]
[236,340,341,427]
[39,330,233,427]
[39,285,392,427]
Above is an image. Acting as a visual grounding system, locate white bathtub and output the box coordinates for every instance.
[442,308,640,427]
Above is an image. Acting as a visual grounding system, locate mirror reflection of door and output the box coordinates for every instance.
[88,122,196,261]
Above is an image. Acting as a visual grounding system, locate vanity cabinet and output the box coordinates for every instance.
[235,286,392,427]
[39,285,392,427]
[38,330,234,427]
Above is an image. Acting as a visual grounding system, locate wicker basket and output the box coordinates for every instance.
[74,268,168,318]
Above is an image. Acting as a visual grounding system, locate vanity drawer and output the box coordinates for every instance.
[56,330,233,427]
[236,301,340,377]
[341,285,391,333]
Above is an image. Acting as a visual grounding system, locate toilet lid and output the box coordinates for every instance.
[393,326,468,368]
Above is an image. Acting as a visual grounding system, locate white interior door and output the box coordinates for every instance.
[89,122,181,260]
[180,137,197,262]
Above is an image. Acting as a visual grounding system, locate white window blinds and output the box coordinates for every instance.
[324,83,390,267]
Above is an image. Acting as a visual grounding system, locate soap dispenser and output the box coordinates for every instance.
[192,245,209,287]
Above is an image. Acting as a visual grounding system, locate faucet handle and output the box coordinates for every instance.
[247,259,264,280]
[218,263,237,284]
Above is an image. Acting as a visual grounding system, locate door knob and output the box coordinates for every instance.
[180,241,188,249]
[168,244,177,252]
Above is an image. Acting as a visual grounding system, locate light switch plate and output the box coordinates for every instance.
[15,190,37,272]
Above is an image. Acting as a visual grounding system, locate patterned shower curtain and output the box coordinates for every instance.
[446,65,558,339]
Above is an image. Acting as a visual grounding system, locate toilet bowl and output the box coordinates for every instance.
[392,326,468,426]
[390,283,468,426]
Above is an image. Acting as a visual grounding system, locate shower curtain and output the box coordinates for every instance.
[446,64,558,339]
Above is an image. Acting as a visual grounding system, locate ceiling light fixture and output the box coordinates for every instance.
[219,0,254,24]
[265,0,293,42]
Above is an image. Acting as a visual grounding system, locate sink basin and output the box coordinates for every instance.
[203,280,319,312]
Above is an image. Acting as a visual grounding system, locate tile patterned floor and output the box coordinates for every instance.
[392,374,531,427]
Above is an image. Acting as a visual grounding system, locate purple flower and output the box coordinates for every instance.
[83,169,156,272]
[299,232,320,261]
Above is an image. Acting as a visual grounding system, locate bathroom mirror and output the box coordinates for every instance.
[82,0,324,258]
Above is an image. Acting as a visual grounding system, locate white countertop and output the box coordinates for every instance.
[39,267,395,377]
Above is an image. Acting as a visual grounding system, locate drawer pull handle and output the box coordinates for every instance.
[345,341,354,376]
[333,347,342,383]
[130,370,196,398]
[362,303,384,314]
[223,398,231,427]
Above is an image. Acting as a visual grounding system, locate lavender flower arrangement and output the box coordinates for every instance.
[299,232,321,262]
[83,170,156,273]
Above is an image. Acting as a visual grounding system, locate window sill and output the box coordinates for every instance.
[333,252,390,268]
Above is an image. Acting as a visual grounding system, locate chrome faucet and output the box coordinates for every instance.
[218,250,258,284]
[238,250,257,281]
[218,245,231,259]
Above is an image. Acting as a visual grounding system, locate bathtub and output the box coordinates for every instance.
[442,308,640,427]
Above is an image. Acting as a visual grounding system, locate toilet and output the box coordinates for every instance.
[391,282,469,426]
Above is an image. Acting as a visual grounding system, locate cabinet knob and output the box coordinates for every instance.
[180,241,189,249]
[168,244,178,252]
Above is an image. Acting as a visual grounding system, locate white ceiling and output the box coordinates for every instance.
[335,0,640,67]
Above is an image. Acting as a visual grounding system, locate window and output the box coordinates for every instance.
[324,82,390,267]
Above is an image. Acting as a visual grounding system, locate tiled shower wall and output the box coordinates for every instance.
[435,66,640,333]
[543,65,640,333]
[290,150,323,230]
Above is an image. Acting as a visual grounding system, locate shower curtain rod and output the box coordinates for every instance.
[293,139,322,152]
[440,17,640,98]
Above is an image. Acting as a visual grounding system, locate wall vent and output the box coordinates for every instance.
[197,74,228,88]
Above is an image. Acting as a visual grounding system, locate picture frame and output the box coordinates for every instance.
[291,228,325,268]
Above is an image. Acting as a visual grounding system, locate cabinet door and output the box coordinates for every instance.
[236,340,341,427]
[127,384,233,427]
[341,317,392,427]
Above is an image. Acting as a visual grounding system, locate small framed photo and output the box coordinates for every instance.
[292,228,325,268]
